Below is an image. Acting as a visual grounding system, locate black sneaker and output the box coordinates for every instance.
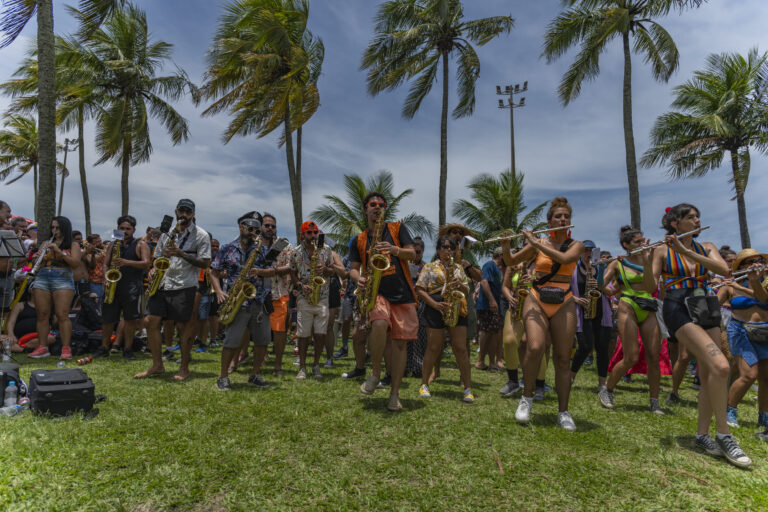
[694,434,722,456]
[691,376,701,390]
[342,367,366,379]
[715,434,752,468]
[584,355,593,367]
[247,374,269,388]
[665,391,681,406]
[109,344,121,354]
[162,349,175,362]
[92,346,110,358]
[333,346,348,359]
[216,377,231,391]
[378,374,392,388]
[122,348,137,361]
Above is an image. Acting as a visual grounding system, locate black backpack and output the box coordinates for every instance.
[75,294,102,331]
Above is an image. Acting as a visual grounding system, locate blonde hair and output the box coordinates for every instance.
[547,196,572,221]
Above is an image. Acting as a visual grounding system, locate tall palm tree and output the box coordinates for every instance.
[452,169,546,256]
[57,4,196,215]
[542,0,705,231]
[0,114,67,214]
[361,0,513,228]
[202,0,322,241]
[0,0,122,238]
[311,170,434,256]
[641,49,768,248]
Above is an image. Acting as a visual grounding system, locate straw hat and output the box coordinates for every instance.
[732,248,768,273]
[438,223,473,238]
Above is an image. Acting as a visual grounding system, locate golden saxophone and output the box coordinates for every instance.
[513,268,530,321]
[308,240,326,306]
[218,237,263,325]
[583,257,602,320]
[441,254,465,328]
[147,223,180,297]
[103,240,122,305]
[356,211,390,316]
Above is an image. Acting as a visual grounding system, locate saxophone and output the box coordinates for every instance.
[103,240,122,305]
[513,268,530,321]
[308,240,326,306]
[218,237,263,325]
[147,223,180,297]
[583,258,602,320]
[441,254,465,328]
[356,211,390,315]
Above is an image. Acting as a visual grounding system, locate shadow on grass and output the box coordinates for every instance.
[359,397,427,416]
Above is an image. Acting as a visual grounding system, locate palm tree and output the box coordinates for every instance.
[542,0,705,231]
[0,114,67,214]
[361,0,513,228]
[56,4,196,215]
[311,170,434,256]
[452,169,546,256]
[202,0,322,241]
[0,0,122,238]
[641,49,768,248]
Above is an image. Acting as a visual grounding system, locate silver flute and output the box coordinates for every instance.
[599,226,710,266]
[29,237,55,276]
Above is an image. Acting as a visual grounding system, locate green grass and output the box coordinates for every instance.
[0,343,766,512]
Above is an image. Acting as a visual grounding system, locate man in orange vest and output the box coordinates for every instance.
[348,192,418,412]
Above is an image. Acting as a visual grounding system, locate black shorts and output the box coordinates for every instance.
[662,288,696,336]
[146,287,197,323]
[422,294,468,330]
[329,277,341,309]
[102,287,143,323]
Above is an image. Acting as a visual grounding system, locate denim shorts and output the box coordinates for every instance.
[31,267,75,292]
[198,293,213,320]
[727,318,768,367]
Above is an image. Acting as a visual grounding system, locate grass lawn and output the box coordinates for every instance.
[1,343,766,512]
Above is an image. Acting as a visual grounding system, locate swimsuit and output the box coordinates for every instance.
[617,260,656,323]
[661,241,710,334]
[529,240,576,319]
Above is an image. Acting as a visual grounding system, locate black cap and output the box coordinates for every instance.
[241,217,261,229]
[176,199,195,211]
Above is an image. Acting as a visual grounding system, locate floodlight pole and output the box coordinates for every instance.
[496,82,528,180]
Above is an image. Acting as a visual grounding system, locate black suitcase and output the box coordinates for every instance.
[29,368,95,416]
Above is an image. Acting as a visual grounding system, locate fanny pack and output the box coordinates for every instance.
[684,295,721,329]
[634,296,659,312]
[737,320,768,344]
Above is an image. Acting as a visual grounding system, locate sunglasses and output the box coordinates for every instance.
[439,245,453,250]
[305,230,319,235]
[262,223,275,229]
[367,202,386,208]
[178,207,193,214]
[241,224,260,233]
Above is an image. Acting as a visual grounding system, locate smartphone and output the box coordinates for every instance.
[264,238,290,265]
[112,229,125,241]
[159,215,174,234]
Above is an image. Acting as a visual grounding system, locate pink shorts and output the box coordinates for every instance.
[368,295,418,340]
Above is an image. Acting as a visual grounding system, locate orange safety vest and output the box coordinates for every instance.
[356,222,417,302]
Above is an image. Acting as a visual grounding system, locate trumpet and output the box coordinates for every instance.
[599,226,710,266]
[484,225,574,244]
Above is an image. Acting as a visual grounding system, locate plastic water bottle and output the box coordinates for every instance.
[57,361,66,368]
[3,380,18,407]
[0,404,21,416]
[2,338,10,362]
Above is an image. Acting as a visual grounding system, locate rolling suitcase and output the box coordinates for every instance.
[29,368,95,416]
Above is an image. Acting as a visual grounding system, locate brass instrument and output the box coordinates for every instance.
[103,240,122,305]
[147,223,180,297]
[356,211,390,316]
[308,240,326,306]
[440,254,464,328]
[218,237,263,325]
[484,225,574,244]
[512,266,532,321]
[583,257,602,320]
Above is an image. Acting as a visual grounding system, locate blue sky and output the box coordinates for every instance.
[1,0,767,256]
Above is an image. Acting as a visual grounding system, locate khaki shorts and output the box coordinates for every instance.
[296,297,329,338]
[368,295,418,340]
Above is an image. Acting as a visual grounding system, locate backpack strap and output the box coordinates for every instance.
[387,222,418,302]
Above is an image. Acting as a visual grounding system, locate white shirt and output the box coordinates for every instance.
[153,222,211,291]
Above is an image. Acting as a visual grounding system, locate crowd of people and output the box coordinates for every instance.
[0,195,766,471]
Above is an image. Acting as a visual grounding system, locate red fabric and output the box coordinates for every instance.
[17,332,38,348]
[608,332,673,375]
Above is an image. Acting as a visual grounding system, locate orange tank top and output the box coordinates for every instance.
[534,244,576,279]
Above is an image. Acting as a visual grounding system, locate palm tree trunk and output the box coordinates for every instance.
[78,110,92,235]
[57,142,68,216]
[33,163,38,215]
[730,151,751,248]
[36,0,56,241]
[296,125,302,217]
[284,110,302,240]
[622,32,641,230]
[121,140,130,216]
[439,51,449,228]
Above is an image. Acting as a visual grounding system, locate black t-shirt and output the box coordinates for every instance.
[350,223,415,305]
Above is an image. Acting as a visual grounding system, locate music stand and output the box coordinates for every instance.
[0,230,25,258]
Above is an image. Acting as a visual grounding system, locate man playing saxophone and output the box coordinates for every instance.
[349,192,418,412]
[211,214,276,390]
[92,215,150,361]
[289,221,339,380]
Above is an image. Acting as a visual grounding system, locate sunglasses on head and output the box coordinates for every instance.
[368,201,386,208]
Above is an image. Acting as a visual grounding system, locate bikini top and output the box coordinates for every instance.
[662,240,708,290]
[534,239,576,281]
[617,260,644,287]
[731,296,768,311]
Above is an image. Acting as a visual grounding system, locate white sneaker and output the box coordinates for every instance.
[312,365,322,379]
[515,397,532,424]
[296,367,307,380]
[360,374,379,395]
[558,411,577,432]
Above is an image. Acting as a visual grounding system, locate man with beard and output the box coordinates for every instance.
[260,213,293,376]
[135,199,211,380]
[92,215,151,360]
[211,213,275,390]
